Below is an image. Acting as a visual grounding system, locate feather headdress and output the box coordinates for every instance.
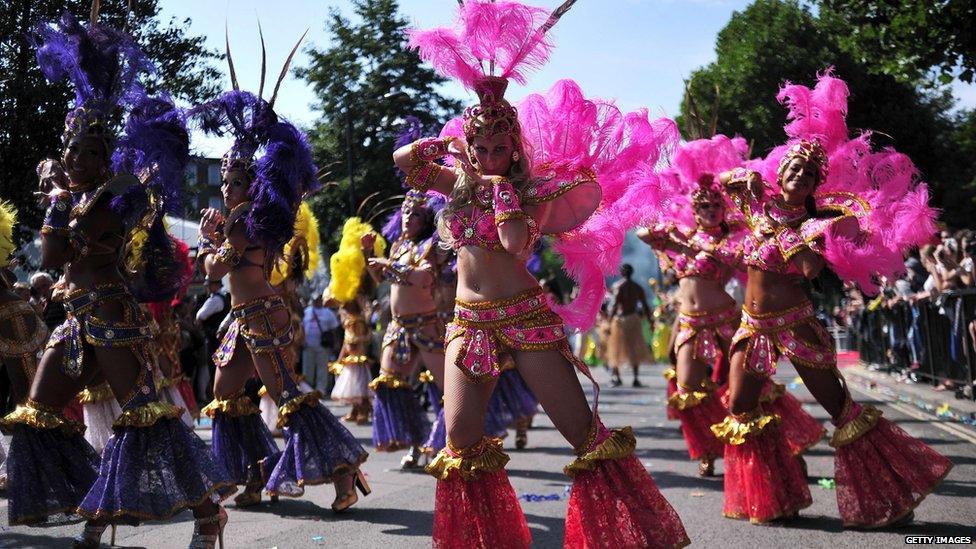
[271,202,322,286]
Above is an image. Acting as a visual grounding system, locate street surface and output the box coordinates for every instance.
[2,361,974,548]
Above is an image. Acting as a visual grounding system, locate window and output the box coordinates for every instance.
[209,197,222,210]
[208,163,221,186]
[185,165,198,185]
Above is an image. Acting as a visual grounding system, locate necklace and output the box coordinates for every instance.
[766,198,807,225]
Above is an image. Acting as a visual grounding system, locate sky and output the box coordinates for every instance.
[158,0,976,157]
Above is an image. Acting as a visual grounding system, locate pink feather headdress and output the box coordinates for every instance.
[751,69,939,293]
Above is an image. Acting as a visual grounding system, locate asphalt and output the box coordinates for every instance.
[2,361,974,549]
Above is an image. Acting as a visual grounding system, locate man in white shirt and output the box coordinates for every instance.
[304,294,340,392]
[195,278,230,400]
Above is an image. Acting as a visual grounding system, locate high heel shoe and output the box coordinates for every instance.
[331,469,371,513]
[72,522,116,548]
[189,506,227,549]
[233,482,264,508]
[515,426,528,450]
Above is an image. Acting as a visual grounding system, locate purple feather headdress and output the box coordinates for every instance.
[192,90,318,254]
[32,11,152,145]
[381,191,447,243]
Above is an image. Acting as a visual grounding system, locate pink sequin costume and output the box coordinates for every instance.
[712,72,951,527]
[408,2,687,547]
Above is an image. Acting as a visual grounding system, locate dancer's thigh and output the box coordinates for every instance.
[512,348,592,449]
[443,337,495,449]
[30,343,98,408]
[726,342,765,415]
[213,340,255,399]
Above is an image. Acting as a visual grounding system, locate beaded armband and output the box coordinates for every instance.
[492,178,525,224]
[214,240,242,266]
[775,226,808,261]
[197,233,221,258]
[41,194,72,235]
[724,167,756,190]
[411,137,454,163]
[405,163,439,192]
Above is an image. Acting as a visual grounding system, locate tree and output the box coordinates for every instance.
[0,1,221,263]
[818,0,976,85]
[298,0,462,254]
[678,0,974,227]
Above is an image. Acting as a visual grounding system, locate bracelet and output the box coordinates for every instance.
[492,178,526,224]
[197,233,221,258]
[411,137,454,163]
[382,262,412,285]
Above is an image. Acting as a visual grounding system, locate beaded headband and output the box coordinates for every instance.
[778,139,829,183]
[691,174,723,207]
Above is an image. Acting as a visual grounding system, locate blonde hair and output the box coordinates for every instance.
[437,134,532,249]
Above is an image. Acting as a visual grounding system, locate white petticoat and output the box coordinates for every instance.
[331,363,371,404]
[83,398,123,453]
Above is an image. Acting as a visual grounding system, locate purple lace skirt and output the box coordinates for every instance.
[266,401,368,497]
[78,417,236,523]
[424,407,447,455]
[211,410,282,485]
[5,424,99,526]
[488,369,538,428]
[371,385,432,451]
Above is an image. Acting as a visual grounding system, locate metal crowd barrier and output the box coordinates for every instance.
[850,289,976,401]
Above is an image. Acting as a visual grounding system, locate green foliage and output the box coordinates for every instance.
[298,0,462,256]
[818,0,976,85]
[0,1,221,265]
[678,0,975,228]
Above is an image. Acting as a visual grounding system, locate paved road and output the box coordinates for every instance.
[2,362,974,548]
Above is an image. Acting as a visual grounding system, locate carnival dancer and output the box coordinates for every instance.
[194,34,368,513]
[362,190,440,467]
[403,2,688,546]
[260,202,323,435]
[0,203,50,492]
[606,263,655,387]
[713,72,951,527]
[5,11,235,546]
[639,136,826,477]
[328,293,373,425]
[637,137,748,476]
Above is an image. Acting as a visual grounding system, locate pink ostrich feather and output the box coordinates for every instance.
[408,0,554,90]
[761,71,938,293]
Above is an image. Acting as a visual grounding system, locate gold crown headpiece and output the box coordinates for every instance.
[691,174,723,206]
[63,106,113,147]
[778,139,829,183]
[462,77,521,144]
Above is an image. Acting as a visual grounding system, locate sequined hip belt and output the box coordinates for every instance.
[732,302,834,376]
[383,310,444,366]
[446,288,567,380]
[214,295,294,368]
[674,303,740,363]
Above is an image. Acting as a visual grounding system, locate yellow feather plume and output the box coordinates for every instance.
[271,202,322,286]
[328,217,386,304]
[0,201,17,268]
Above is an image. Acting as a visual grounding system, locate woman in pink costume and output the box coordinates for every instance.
[399,2,688,547]
[639,137,824,477]
[714,72,952,527]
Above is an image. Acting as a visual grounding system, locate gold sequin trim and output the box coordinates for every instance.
[78,381,115,404]
[368,372,411,391]
[426,437,510,481]
[113,401,183,428]
[276,391,323,429]
[0,402,86,436]
[201,394,260,418]
[829,405,882,448]
[662,368,677,381]
[564,427,637,478]
[710,410,780,445]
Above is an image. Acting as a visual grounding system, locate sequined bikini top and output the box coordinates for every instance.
[726,172,870,276]
[445,181,539,253]
[667,226,743,281]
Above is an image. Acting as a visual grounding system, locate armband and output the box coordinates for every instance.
[197,233,221,258]
[41,194,72,234]
[214,241,242,267]
[405,163,439,192]
[382,261,412,286]
[411,137,454,163]
[492,178,525,225]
